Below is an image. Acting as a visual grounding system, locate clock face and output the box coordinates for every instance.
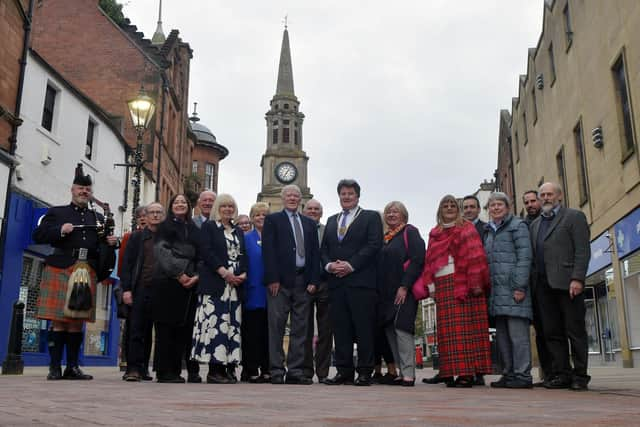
[275,162,298,183]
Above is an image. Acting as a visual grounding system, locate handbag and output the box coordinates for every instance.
[402,226,429,301]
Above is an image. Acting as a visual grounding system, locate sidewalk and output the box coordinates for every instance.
[1,366,639,426]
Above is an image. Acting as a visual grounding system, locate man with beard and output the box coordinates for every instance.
[523,190,542,226]
[530,182,590,391]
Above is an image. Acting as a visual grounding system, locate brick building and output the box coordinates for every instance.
[30,0,193,213]
[496,0,640,368]
[187,109,228,199]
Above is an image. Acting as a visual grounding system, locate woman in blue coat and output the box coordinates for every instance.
[483,192,533,389]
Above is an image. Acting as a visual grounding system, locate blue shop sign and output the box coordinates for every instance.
[587,232,612,276]
[614,206,640,259]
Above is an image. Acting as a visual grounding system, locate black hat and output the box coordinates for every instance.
[73,163,92,186]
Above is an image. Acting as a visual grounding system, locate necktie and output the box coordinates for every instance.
[338,210,349,241]
[292,213,305,257]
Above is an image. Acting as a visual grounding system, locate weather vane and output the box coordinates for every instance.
[283,14,288,29]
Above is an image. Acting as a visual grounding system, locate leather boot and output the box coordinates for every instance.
[46,330,65,380]
[63,332,93,380]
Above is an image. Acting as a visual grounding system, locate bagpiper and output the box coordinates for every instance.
[33,164,118,380]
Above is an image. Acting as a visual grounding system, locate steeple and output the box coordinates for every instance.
[151,0,166,45]
[275,25,295,97]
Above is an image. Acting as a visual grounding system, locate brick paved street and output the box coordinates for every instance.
[1,367,640,426]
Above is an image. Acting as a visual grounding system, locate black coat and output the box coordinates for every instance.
[196,221,247,298]
[262,210,321,288]
[120,228,155,294]
[377,225,426,334]
[321,208,383,290]
[152,218,199,325]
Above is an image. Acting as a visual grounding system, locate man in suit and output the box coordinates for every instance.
[530,182,591,391]
[302,199,332,383]
[322,179,383,386]
[262,185,321,385]
[463,195,486,237]
[193,190,216,229]
[522,190,551,387]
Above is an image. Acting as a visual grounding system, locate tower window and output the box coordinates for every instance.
[283,120,290,125]
[284,103,290,109]
[283,128,290,143]
[272,128,278,144]
[294,130,299,145]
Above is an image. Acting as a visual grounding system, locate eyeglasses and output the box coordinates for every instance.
[147,211,164,216]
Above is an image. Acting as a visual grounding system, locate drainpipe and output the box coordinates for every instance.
[155,72,168,201]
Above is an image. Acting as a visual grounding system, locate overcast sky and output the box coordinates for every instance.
[123,0,544,234]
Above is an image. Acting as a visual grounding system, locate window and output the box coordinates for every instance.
[192,160,198,175]
[531,87,538,124]
[204,163,215,190]
[522,112,528,145]
[548,43,557,85]
[556,146,569,206]
[612,54,636,158]
[283,127,290,143]
[284,103,289,110]
[85,119,96,160]
[514,131,520,162]
[294,130,299,145]
[41,84,57,131]
[563,3,573,48]
[573,120,589,205]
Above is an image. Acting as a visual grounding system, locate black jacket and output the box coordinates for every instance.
[152,218,199,325]
[262,210,321,288]
[196,221,247,298]
[321,208,383,290]
[377,225,425,333]
[120,228,155,294]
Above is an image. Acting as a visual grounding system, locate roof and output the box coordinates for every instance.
[275,28,295,97]
[191,122,229,159]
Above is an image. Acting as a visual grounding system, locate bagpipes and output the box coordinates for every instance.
[63,197,117,319]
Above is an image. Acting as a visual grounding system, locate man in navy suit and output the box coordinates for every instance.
[262,184,321,384]
[322,179,383,386]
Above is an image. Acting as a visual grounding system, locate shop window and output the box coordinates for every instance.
[19,255,47,354]
[622,252,640,347]
[84,282,112,356]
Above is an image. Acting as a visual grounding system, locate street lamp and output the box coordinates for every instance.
[126,86,156,230]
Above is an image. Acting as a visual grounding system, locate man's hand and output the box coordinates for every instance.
[178,273,190,286]
[333,260,354,278]
[182,275,199,289]
[513,290,525,303]
[61,223,74,236]
[106,235,119,246]
[569,280,584,299]
[268,282,280,297]
[394,286,407,305]
[307,284,317,294]
[122,291,133,305]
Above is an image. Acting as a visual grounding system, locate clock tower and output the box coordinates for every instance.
[257,26,312,212]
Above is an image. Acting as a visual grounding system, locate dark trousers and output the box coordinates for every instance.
[155,322,188,379]
[374,323,394,366]
[538,275,590,383]
[329,286,376,377]
[532,281,553,379]
[267,281,311,378]
[242,307,270,377]
[128,286,154,374]
[303,282,332,379]
[183,292,200,376]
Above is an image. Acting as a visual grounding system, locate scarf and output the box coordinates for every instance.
[383,223,406,244]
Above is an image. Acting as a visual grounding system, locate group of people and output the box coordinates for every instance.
[34,166,591,391]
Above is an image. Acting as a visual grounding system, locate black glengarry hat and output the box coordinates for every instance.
[73,163,92,186]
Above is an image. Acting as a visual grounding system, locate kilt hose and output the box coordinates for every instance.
[435,273,492,378]
[37,265,97,324]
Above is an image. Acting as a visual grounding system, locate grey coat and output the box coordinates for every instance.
[484,215,533,320]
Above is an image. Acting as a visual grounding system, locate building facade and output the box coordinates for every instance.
[0,50,128,366]
[257,27,313,211]
[497,0,640,367]
[30,0,193,215]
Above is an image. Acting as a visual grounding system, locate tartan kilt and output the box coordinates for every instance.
[435,273,492,377]
[37,264,97,323]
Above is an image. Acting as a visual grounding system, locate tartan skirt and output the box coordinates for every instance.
[37,265,97,323]
[435,273,491,377]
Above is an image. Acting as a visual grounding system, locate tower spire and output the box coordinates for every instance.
[275,22,295,96]
[151,0,166,45]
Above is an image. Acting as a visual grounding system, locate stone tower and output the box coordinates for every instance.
[257,26,312,212]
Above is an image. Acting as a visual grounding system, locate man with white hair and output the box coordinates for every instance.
[193,190,216,228]
[529,182,590,391]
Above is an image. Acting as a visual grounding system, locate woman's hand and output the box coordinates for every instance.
[182,275,198,289]
[394,286,408,305]
[513,290,525,303]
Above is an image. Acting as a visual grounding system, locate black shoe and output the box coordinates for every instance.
[285,375,313,385]
[158,376,186,383]
[124,371,142,382]
[226,366,238,384]
[206,372,230,384]
[271,375,285,384]
[422,373,447,384]
[390,376,404,386]
[490,376,509,388]
[473,374,485,386]
[505,379,533,389]
[188,373,202,383]
[371,372,383,384]
[47,366,63,380]
[569,380,588,391]
[380,373,400,385]
[402,379,415,387]
[317,376,328,384]
[543,376,571,389]
[63,366,93,380]
[447,376,473,388]
[354,375,372,386]
[325,373,354,385]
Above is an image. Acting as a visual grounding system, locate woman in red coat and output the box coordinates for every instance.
[423,195,491,387]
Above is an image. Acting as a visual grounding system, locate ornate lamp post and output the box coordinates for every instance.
[126,87,156,230]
